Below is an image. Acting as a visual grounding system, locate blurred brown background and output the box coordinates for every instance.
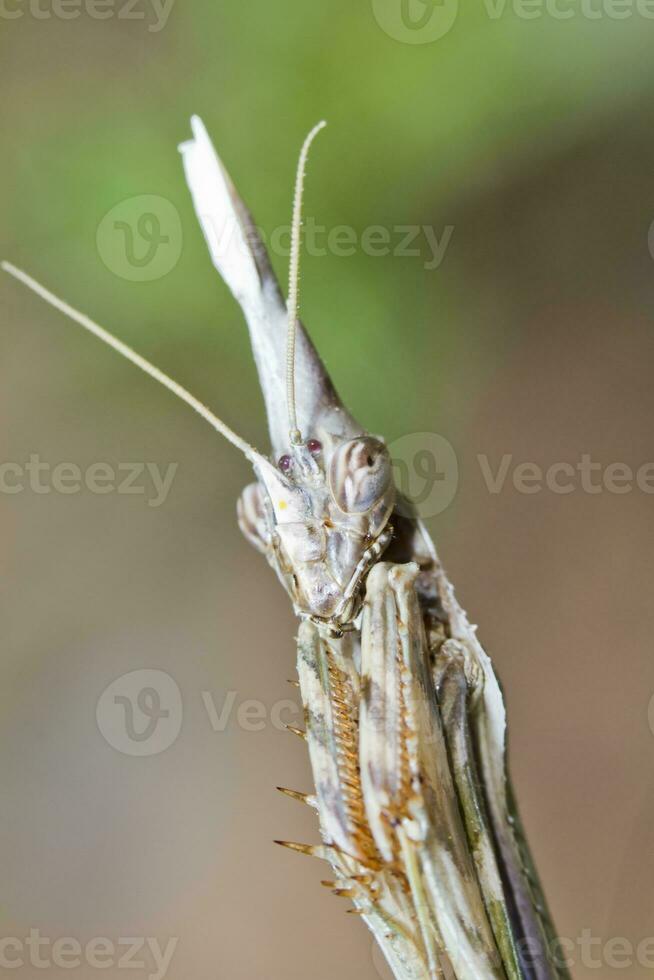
[2,2,654,977]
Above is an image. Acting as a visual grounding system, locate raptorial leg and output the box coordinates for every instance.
[359,562,504,980]
[295,619,431,980]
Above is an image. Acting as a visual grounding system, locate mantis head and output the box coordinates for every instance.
[179,117,396,628]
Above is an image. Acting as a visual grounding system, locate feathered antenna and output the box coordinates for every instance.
[286,120,327,446]
[1,261,258,461]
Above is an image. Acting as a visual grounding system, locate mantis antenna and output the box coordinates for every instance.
[1,261,258,461]
[286,120,327,447]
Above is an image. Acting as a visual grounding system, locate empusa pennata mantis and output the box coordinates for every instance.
[3,118,569,980]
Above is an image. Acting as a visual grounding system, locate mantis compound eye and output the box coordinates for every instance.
[328,437,392,514]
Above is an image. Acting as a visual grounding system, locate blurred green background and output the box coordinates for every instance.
[3,2,654,978]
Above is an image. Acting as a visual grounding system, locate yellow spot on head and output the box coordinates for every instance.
[278,500,288,511]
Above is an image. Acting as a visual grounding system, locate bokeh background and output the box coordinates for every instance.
[3,2,654,977]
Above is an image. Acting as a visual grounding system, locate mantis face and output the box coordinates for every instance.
[178,117,399,628]
[239,433,395,625]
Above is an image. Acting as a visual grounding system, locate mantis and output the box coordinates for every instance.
[3,118,569,980]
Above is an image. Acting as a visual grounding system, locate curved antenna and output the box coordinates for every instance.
[1,261,258,461]
[286,120,327,446]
